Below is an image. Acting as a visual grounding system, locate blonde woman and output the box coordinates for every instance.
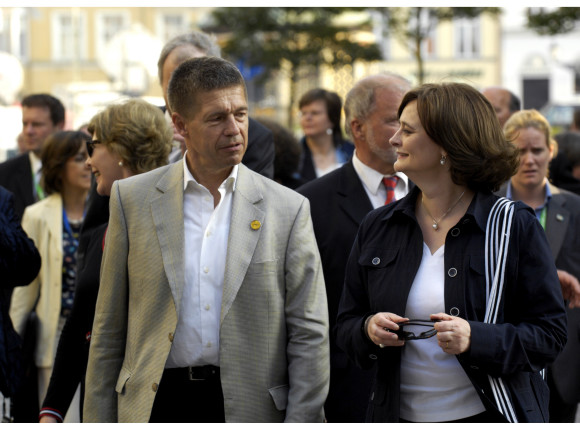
[39,99,172,422]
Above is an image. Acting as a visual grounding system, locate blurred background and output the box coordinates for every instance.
[1,6,580,161]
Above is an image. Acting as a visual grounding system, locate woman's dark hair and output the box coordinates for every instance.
[41,131,87,195]
[398,82,519,192]
[299,88,344,147]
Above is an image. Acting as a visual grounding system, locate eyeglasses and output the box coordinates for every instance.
[393,319,440,341]
[86,140,101,157]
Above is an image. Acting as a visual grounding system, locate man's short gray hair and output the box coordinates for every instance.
[157,31,221,84]
[344,72,410,140]
[168,57,246,118]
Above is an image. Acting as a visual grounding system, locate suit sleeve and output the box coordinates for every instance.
[0,189,40,289]
[283,198,329,422]
[9,207,42,336]
[83,182,129,422]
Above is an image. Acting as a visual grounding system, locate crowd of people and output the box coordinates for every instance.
[0,28,579,424]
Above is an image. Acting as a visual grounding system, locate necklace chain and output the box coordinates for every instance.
[422,191,466,231]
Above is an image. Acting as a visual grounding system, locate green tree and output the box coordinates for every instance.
[526,7,580,35]
[374,7,500,84]
[205,7,381,128]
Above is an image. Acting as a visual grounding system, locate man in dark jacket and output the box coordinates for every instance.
[297,73,411,422]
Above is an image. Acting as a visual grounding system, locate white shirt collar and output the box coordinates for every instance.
[352,150,408,195]
[182,151,238,192]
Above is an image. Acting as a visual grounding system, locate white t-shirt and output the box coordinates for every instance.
[399,243,485,422]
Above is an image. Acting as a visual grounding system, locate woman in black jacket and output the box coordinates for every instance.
[336,83,567,423]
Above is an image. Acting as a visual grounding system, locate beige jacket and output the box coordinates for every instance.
[83,163,330,423]
[10,193,63,368]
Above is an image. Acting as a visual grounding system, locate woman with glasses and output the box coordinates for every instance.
[38,99,172,423]
[10,131,92,422]
[297,88,354,182]
[335,83,567,423]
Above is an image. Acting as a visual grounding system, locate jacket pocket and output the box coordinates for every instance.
[268,384,289,411]
[115,367,132,394]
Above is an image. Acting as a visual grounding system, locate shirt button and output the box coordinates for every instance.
[450,228,460,237]
[204,196,211,202]
[372,257,380,265]
[205,304,210,311]
[168,333,174,342]
[152,383,159,392]
[206,342,212,348]
[448,267,458,277]
[206,230,212,237]
[203,266,209,274]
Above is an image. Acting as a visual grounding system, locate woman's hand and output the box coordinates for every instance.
[432,312,471,355]
[367,312,408,348]
[39,416,58,423]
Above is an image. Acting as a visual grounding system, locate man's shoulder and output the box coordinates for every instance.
[240,164,305,205]
[0,153,29,173]
[296,163,353,198]
[118,163,176,189]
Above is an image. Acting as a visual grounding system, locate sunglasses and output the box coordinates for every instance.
[392,319,441,341]
[86,140,101,157]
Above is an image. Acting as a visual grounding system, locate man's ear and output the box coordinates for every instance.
[351,119,364,141]
[172,112,187,136]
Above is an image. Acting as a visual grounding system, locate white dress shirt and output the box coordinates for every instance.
[165,156,237,368]
[352,150,409,209]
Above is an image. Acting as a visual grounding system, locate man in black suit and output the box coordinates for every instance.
[157,31,275,178]
[0,94,65,221]
[297,73,411,422]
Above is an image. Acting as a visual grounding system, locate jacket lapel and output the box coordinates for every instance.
[151,163,186,315]
[546,185,569,258]
[337,162,373,225]
[221,164,265,324]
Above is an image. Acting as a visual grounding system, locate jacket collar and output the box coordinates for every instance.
[380,185,497,232]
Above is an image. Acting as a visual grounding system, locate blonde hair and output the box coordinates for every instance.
[503,109,558,158]
[88,99,172,174]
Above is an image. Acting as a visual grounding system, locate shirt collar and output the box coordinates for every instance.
[182,151,238,192]
[352,150,408,194]
[506,180,552,208]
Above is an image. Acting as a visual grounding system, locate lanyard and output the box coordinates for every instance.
[539,206,547,230]
[32,167,45,200]
[62,208,81,249]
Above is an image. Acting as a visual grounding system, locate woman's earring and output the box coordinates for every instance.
[119,161,124,167]
[440,155,446,166]
[326,128,333,135]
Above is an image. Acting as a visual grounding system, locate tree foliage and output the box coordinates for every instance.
[205,7,381,126]
[526,7,580,35]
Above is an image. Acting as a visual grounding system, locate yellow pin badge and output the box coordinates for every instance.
[251,220,261,230]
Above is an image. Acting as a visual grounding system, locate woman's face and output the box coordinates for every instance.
[61,145,92,193]
[511,126,553,191]
[390,100,444,178]
[299,100,333,138]
[86,135,125,196]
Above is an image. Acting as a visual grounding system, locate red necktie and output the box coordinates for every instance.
[382,176,399,205]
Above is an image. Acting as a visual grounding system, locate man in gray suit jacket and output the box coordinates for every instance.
[83,57,329,423]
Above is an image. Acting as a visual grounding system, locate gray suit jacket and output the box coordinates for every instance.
[499,181,580,403]
[83,162,329,422]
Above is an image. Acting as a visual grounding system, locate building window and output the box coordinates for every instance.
[51,10,87,62]
[156,13,188,43]
[0,8,29,61]
[95,11,130,56]
[455,17,481,59]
